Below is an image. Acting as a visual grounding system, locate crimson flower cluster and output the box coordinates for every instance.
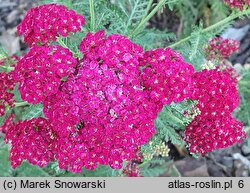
[184,67,246,155]
[223,0,250,10]
[4,117,55,168]
[0,56,18,116]
[44,31,158,172]
[140,48,194,107]
[0,72,15,116]
[17,4,85,46]
[0,114,15,133]
[205,37,240,61]
[13,45,77,104]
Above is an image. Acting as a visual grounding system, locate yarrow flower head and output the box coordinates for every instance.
[4,117,55,168]
[205,37,240,62]
[43,30,158,172]
[14,45,77,104]
[0,72,16,116]
[223,0,250,10]
[17,4,85,46]
[191,67,240,118]
[184,67,246,155]
[184,115,246,156]
[0,114,15,133]
[139,48,194,107]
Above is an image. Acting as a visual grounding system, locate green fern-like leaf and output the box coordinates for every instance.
[13,84,22,102]
[134,28,176,49]
[158,106,185,128]
[154,101,195,146]
[20,104,44,120]
[113,0,148,34]
[175,0,198,36]
[96,0,128,34]
[189,27,203,61]
[0,46,8,60]
[167,0,180,11]
[140,158,180,177]
[177,24,212,70]
[237,69,250,126]
[155,118,184,146]
[210,0,229,24]
[0,110,11,126]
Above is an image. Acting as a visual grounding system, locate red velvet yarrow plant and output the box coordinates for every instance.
[0,2,248,174]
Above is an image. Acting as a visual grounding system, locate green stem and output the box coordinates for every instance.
[169,9,250,49]
[129,0,167,38]
[57,37,79,57]
[56,37,68,48]
[140,0,154,22]
[162,106,185,126]
[89,0,95,32]
[0,65,14,72]
[14,101,29,107]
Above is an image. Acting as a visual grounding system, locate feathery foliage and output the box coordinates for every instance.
[237,69,250,127]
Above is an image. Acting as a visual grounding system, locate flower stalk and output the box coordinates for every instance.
[56,36,68,49]
[129,0,167,38]
[14,101,29,107]
[0,65,14,72]
[89,0,96,32]
[169,8,250,48]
